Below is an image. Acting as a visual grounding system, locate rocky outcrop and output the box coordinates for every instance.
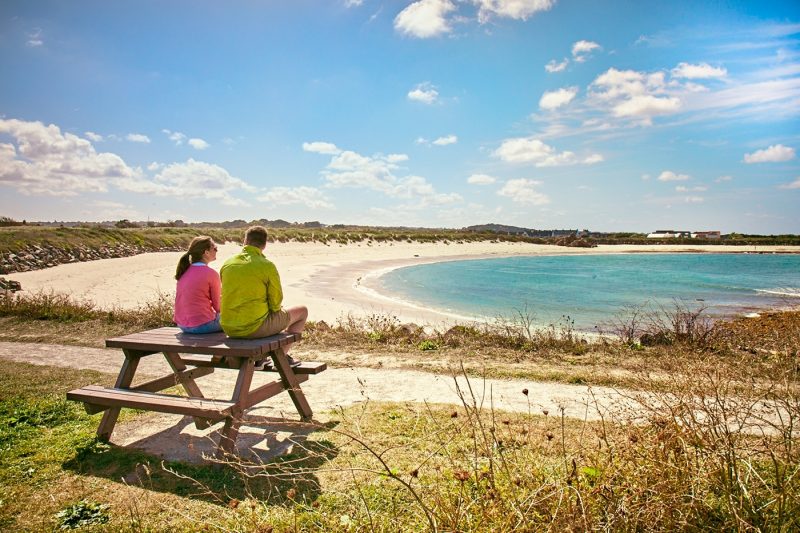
[0,277,22,292]
[0,243,180,274]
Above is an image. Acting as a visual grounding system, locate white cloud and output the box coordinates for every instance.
[778,177,800,189]
[689,78,800,118]
[572,40,600,62]
[117,158,254,206]
[0,118,137,196]
[163,129,187,145]
[432,134,458,145]
[658,170,690,181]
[671,62,727,79]
[715,175,733,183]
[583,154,604,164]
[589,68,682,124]
[743,144,796,163]
[539,86,578,110]
[545,58,569,73]
[126,133,151,143]
[26,28,43,47]
[497,178,550,205]
[310,144,460,206]
[303,141,341,155]
[386,153,409,163]
[394,0,455,39]
[467,173,497,185]
[147,162,162,171]
[259,186,334,209]
[613,94,681,118]
[493,136,585,167]
[408,82,440,104]
[344,0,364,7]
[85,131,103,142]
[684,196,704,203]
[473,0,555,23]
[188,138,210,150]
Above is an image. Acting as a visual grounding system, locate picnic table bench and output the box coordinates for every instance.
[67,327,326,456]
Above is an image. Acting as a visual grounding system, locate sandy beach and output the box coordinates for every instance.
[9,240,800,325]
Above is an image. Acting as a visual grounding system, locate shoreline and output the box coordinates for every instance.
[8,241,800,327]
[313,244,800,328]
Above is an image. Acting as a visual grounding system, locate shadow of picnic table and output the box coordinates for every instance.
[64,414,340,507]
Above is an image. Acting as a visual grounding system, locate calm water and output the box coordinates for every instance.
[379,253,800,330]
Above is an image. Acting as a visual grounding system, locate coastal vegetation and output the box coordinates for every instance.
[0,290,798,530]
[1,223,799,259]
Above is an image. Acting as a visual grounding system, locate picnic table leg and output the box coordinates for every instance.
[163,351,212,429]
[272,346,313,421]
[96,349,140,441]
[218,359,255,457]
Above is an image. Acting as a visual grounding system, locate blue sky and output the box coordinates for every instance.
[1,0,798,233]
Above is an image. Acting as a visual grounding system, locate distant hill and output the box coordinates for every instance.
[465,223,577,238]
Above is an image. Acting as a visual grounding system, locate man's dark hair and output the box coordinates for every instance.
[244,226,268,248]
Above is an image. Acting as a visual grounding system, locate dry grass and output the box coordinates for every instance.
[0,295,798,530]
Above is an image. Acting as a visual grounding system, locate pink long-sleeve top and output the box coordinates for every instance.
[173,264,221,328]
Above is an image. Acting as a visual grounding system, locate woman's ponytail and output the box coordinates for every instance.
[175,252,191,280]
[175,236,214,280]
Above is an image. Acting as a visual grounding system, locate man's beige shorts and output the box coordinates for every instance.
[244,309,291,339]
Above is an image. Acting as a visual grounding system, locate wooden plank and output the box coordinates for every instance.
[243,374,309,409]
[96,350,140,440]
[272,348,313,421]
[258,361,327,375]
[68,385,235,418]
[163,351,213,430]
[130,366,214,393]
[105,329,301,357]
[218,359,256,455]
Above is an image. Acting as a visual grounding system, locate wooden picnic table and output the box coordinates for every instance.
[67,327,326,456]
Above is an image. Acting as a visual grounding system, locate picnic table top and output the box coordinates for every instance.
[106,327,301,357]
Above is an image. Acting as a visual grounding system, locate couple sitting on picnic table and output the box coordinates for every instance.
[173,225,308,369]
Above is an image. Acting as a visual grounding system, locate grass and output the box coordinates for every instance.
[0,290,797,528]
[0,225,547,258]
[0,356,797,531]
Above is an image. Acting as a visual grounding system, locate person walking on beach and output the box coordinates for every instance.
[220,225,307,366]
[173,236,223,334]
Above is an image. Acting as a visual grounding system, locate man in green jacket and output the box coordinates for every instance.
[220,226,308,362]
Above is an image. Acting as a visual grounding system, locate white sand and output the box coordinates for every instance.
[11,241,800,325]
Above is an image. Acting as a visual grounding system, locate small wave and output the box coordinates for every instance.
[755,287,800,298]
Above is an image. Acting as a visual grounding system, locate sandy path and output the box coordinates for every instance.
[1,341,625,463]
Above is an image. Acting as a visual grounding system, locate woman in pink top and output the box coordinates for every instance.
[173,236,222,334]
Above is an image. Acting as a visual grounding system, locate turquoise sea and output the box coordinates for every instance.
[378,253,800,330]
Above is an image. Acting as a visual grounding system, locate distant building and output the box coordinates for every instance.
[691,231,721,239]
[647,229,720,239]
